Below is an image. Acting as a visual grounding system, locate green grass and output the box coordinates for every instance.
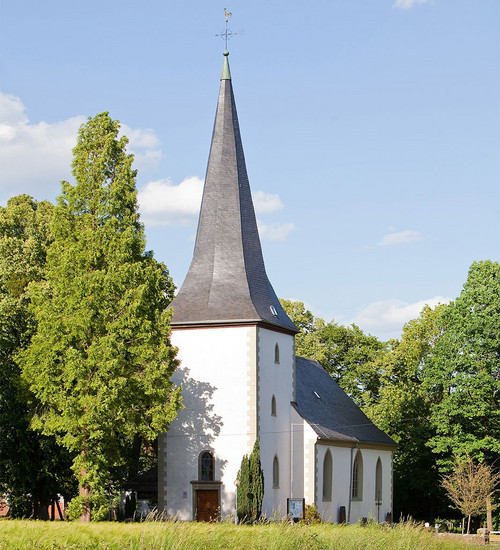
[0,520,482,550]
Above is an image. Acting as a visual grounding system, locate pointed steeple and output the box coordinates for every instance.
[171,52,297,334]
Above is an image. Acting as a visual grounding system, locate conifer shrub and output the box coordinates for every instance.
[236,438,264,523]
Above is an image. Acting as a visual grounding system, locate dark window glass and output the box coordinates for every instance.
[200,451,214,481]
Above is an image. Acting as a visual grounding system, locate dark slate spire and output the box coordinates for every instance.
[171,51,297,334]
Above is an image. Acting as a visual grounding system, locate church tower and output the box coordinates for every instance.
[158,51,298,520]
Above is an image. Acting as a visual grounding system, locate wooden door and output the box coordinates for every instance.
[196,490,219,522]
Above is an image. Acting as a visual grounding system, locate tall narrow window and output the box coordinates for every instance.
[323,450,333,501]
[375,458,382,502]
[271,395,277,416]
[352,451,363,500]
[200,451,214,481]
[273,456,279,488]
[274,343,280,364]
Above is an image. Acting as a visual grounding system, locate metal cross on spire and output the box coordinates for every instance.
[215,8,237,50]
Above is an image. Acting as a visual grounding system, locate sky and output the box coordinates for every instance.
[0,0,499,341]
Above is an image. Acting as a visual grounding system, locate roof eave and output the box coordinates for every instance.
[172,318,299,335]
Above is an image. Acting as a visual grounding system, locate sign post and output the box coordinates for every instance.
[287,498,305,522]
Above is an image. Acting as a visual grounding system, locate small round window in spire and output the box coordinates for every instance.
[270,305,278,316]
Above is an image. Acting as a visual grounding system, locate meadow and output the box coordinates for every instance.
[0,520,483,550]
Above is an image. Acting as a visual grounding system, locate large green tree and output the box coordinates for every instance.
[366,304,448,520]
[424,261,500,459]
[17,113,182,521]
[423,260,500,527]
[0,195,75,518]
[279,300,326,363]
[320,322,385,408]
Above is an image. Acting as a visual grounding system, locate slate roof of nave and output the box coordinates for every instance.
[294,356,397,447]
[169,51,297,334]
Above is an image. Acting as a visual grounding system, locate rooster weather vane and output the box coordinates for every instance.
[215,8,237,50]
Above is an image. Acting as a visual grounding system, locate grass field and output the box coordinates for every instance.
[0,520,483,550]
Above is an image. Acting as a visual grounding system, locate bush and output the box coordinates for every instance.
[6,496,31,519]
[304,504,322,525]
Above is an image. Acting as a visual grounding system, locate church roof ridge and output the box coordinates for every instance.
[170,52,297,334]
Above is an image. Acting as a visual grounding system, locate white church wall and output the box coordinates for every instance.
[312,444,394,524]
[257,327,295,518]
[316,444,352,523]
[289,408,317,508]
[160,325,258,520]
[159,324,394,523]
[348,448,393,524]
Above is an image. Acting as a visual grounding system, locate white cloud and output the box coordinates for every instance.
[0,93,26,126]
[352,295,450,340]
[257,220,296,241]
[0,91,163,203]
[137,177,204,226]
[252,190,283,214]
[138,179,293,234]
[377,229,422,246]
[393,0,433,9]
[120,123,162,171]
[0,92,85,201]
[0,92,291,234]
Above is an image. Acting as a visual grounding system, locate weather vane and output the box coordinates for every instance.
[215,8,238,50]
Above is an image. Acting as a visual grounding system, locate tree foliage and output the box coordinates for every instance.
[423,260,500,528]
[320,322,385,407]
[279,299,326,363]
[17,113,182,520]
[365,304,448,520]
[423,260,500,462]
[0,195,75,518]
[236,438,264,523]
[441,455,500,534]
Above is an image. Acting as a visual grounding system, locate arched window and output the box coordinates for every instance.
[375,458,382,502]
[352,451,363,500]
[274,343,280,364]
[271,395,277,416]
[273,456,279,488]
[323,450,333,501]
[199,451,214,481]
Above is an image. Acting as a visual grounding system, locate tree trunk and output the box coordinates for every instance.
[32,498,50,520]
[487,493,493,531]
[79,452,91,522]
[467,514,471,535]
[79,483,91,522]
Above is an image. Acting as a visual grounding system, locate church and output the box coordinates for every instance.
[157,50,396,523]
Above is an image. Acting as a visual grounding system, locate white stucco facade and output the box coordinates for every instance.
[159,324,298,520]
[159,325,257,520]
[315,444,393,524]
[257,327,295,517]
[158,323,394,523]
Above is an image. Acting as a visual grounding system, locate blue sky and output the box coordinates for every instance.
[1,0,499,340]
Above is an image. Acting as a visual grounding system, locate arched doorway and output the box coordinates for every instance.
[192,451,221,522]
